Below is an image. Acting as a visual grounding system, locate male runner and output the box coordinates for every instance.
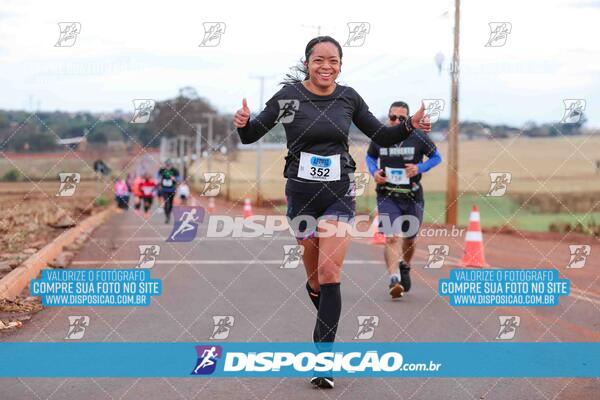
[366,101,441,298]
[157,159,180,223]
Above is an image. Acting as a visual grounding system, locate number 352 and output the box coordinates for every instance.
[310,167,330,177]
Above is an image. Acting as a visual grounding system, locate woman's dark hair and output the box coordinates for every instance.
[389,101,410,115]
[280,36,343,85]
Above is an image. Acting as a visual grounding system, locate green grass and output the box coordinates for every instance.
[273,192,599,232]
[354,192,600,232]
[94,196,110,207]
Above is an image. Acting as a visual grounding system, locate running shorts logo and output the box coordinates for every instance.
[192,345,222,375]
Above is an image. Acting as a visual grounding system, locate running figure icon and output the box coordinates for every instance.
[194,347,218,372]
[170,208,200,241]
[191,345,222,375]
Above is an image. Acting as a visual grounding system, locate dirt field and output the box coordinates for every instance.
[190,135,600,200]
[0,151,163,267]
[0,150,161,181]
[0,181,112,277]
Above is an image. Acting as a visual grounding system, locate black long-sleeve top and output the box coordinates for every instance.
[237,82,414,180]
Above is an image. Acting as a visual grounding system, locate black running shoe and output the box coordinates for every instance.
[399,261,411,292]
[310,376,334,389]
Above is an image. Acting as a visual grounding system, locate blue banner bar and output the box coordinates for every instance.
[0,342,598,378]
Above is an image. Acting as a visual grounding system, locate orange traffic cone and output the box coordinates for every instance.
[208,197,215,213]
[370,212,386,245]
[243,198,253,219]
[460,205,487,267]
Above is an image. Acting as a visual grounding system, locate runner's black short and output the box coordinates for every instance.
[376,192,424,239]
[285,178,356,240]
[142,197,153,211]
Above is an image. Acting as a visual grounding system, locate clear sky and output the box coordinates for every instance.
[0,0,599,127]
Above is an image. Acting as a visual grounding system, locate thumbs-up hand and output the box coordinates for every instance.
[410,102,432,133]
[234,98,251,128]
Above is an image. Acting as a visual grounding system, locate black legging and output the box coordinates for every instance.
[135,197,153,212]
[162,191,175,217]
[312,282,341,352]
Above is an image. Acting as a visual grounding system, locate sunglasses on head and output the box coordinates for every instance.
[388,115,407,122]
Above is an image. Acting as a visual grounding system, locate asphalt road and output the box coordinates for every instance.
[2,196,599,400]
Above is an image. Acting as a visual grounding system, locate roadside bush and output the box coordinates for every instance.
[94,196,110,207]
[1,169,22,182]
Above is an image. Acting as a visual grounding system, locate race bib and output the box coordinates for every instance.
[298,152,341,181]
[142,186,154,195]
[385,167,410,185]
[162,178,173,187]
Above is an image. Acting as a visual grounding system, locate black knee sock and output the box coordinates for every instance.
[306,281,320,310]
[313,282,341,351]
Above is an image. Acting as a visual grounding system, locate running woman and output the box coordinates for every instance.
[366,101,441,298]
[157,160,180,223]
[136,172,157,219]
[234,36,431,389]
[132,174,144,216]
[114,177,130,210]
[178,180,190,205]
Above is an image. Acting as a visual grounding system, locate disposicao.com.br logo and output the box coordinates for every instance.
[189,343,442,377]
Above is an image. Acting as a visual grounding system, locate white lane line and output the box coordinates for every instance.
[72,253,600,305]
[71,259,386,265]
[570,292,600,306]
[91,236,294,241]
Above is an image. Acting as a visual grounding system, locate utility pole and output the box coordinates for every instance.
[195,123,202,161]
[446,0,460,225]
[249,75,274,206]
[178,135,185,179]
[202,113,216,173]
[194,124,202,184]
[226,125,232,201]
